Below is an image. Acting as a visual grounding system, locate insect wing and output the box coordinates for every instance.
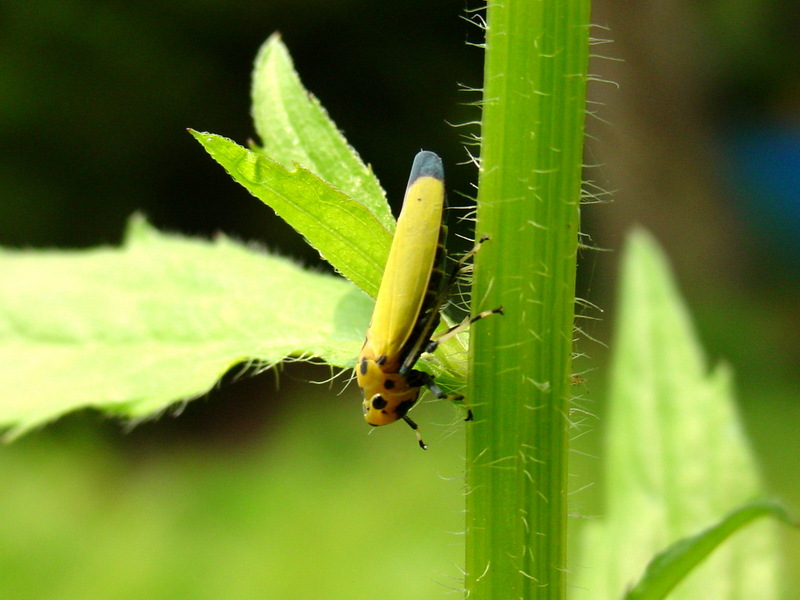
[366,151,445,367]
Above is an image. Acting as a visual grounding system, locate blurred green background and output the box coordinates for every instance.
[1,0,798,598]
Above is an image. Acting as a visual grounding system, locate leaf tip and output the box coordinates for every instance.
[254,31,290,74]
[123,213,157,243]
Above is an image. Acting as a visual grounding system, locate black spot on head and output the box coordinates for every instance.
[359,358,368,375]
[384,379,395,390]
[395,399,416,419]
[371,395,388,410]
[376,354,387,366]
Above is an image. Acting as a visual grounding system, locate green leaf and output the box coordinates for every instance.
[572,229,783,600]
[192,35,400,299]
[0,215,370,440]
[250,34,393,233]
[625,500,795,600]
[190,131,391,299]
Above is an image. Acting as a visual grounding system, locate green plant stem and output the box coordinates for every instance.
[466,1,590,598]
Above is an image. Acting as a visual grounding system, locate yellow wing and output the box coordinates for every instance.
[366,151,445,364]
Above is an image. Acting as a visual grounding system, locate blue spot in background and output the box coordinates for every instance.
[723,120,800,264]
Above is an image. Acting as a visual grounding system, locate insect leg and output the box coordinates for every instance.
[408,369,473,422]
[442,234,491,293]
[402,415,428,450]
[425,306,504,354]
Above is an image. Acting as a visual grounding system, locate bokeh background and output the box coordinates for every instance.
[1,0,798,598]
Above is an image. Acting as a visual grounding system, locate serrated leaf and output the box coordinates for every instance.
[190,131,391,299]
[250,33,394,233]
[572,229,783,600]
[0,215,370,439]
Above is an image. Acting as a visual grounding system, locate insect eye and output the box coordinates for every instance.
[371,395,388,411]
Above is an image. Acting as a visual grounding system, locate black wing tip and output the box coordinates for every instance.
[408,150,444,184]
